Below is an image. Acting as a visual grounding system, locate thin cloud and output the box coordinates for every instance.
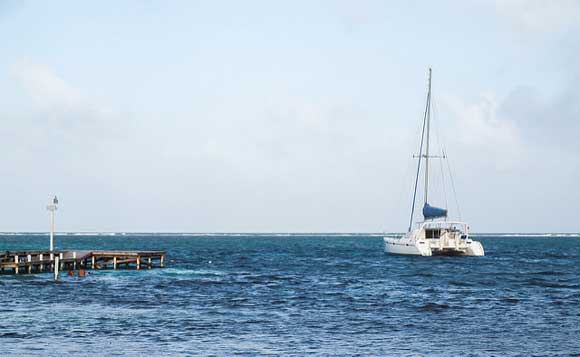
[12,59,84,112]
[494,0,580,33]
[11,59,129,139]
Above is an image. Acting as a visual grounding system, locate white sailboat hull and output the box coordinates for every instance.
[384,237,430,256]
[384,236,484,257]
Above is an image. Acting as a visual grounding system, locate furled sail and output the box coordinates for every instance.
[422,202,447,219]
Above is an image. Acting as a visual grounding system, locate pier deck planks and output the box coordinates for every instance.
[0,250,165,275]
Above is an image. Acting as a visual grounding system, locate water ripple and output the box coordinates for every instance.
[0,234,579,355]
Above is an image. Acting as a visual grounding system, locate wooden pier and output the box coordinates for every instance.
[0,250,165,275]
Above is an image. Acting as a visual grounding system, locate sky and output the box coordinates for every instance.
[1,0,579,233]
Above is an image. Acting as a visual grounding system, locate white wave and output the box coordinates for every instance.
[471,233,580,238]
[158,268,227,276]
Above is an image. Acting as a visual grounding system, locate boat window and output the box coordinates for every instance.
[425,229,441,239]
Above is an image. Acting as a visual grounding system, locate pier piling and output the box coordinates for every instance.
[54,256,60,281]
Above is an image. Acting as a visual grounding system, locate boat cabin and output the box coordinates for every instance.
[417,221,469,240]
[425,229,441,239]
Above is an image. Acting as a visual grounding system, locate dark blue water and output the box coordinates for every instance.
[1,234,579,356]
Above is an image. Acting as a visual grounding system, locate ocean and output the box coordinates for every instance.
[1,233,579,356]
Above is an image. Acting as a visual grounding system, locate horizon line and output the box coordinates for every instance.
[1,231,579,235]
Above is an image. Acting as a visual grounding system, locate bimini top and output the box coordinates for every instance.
[423,202,447,219]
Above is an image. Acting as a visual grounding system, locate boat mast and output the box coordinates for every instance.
[408,68,432,232]
[424,68,432,204]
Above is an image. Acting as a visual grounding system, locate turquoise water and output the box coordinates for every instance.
[1,234,579,356]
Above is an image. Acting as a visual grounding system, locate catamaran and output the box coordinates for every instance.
[384,69,484,256]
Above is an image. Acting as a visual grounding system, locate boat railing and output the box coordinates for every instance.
[415,221,468,232]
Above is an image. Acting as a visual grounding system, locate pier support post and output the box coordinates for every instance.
[54,256,60,281]
[73,251,77,270]
[27,255,32,274]
[47,196,58,252]
[148,257,152,269]
[14,255,19,274]
[136,256,140,270]
[160,255,164,268]
[91,255,95,269]
[113,256,117,270]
